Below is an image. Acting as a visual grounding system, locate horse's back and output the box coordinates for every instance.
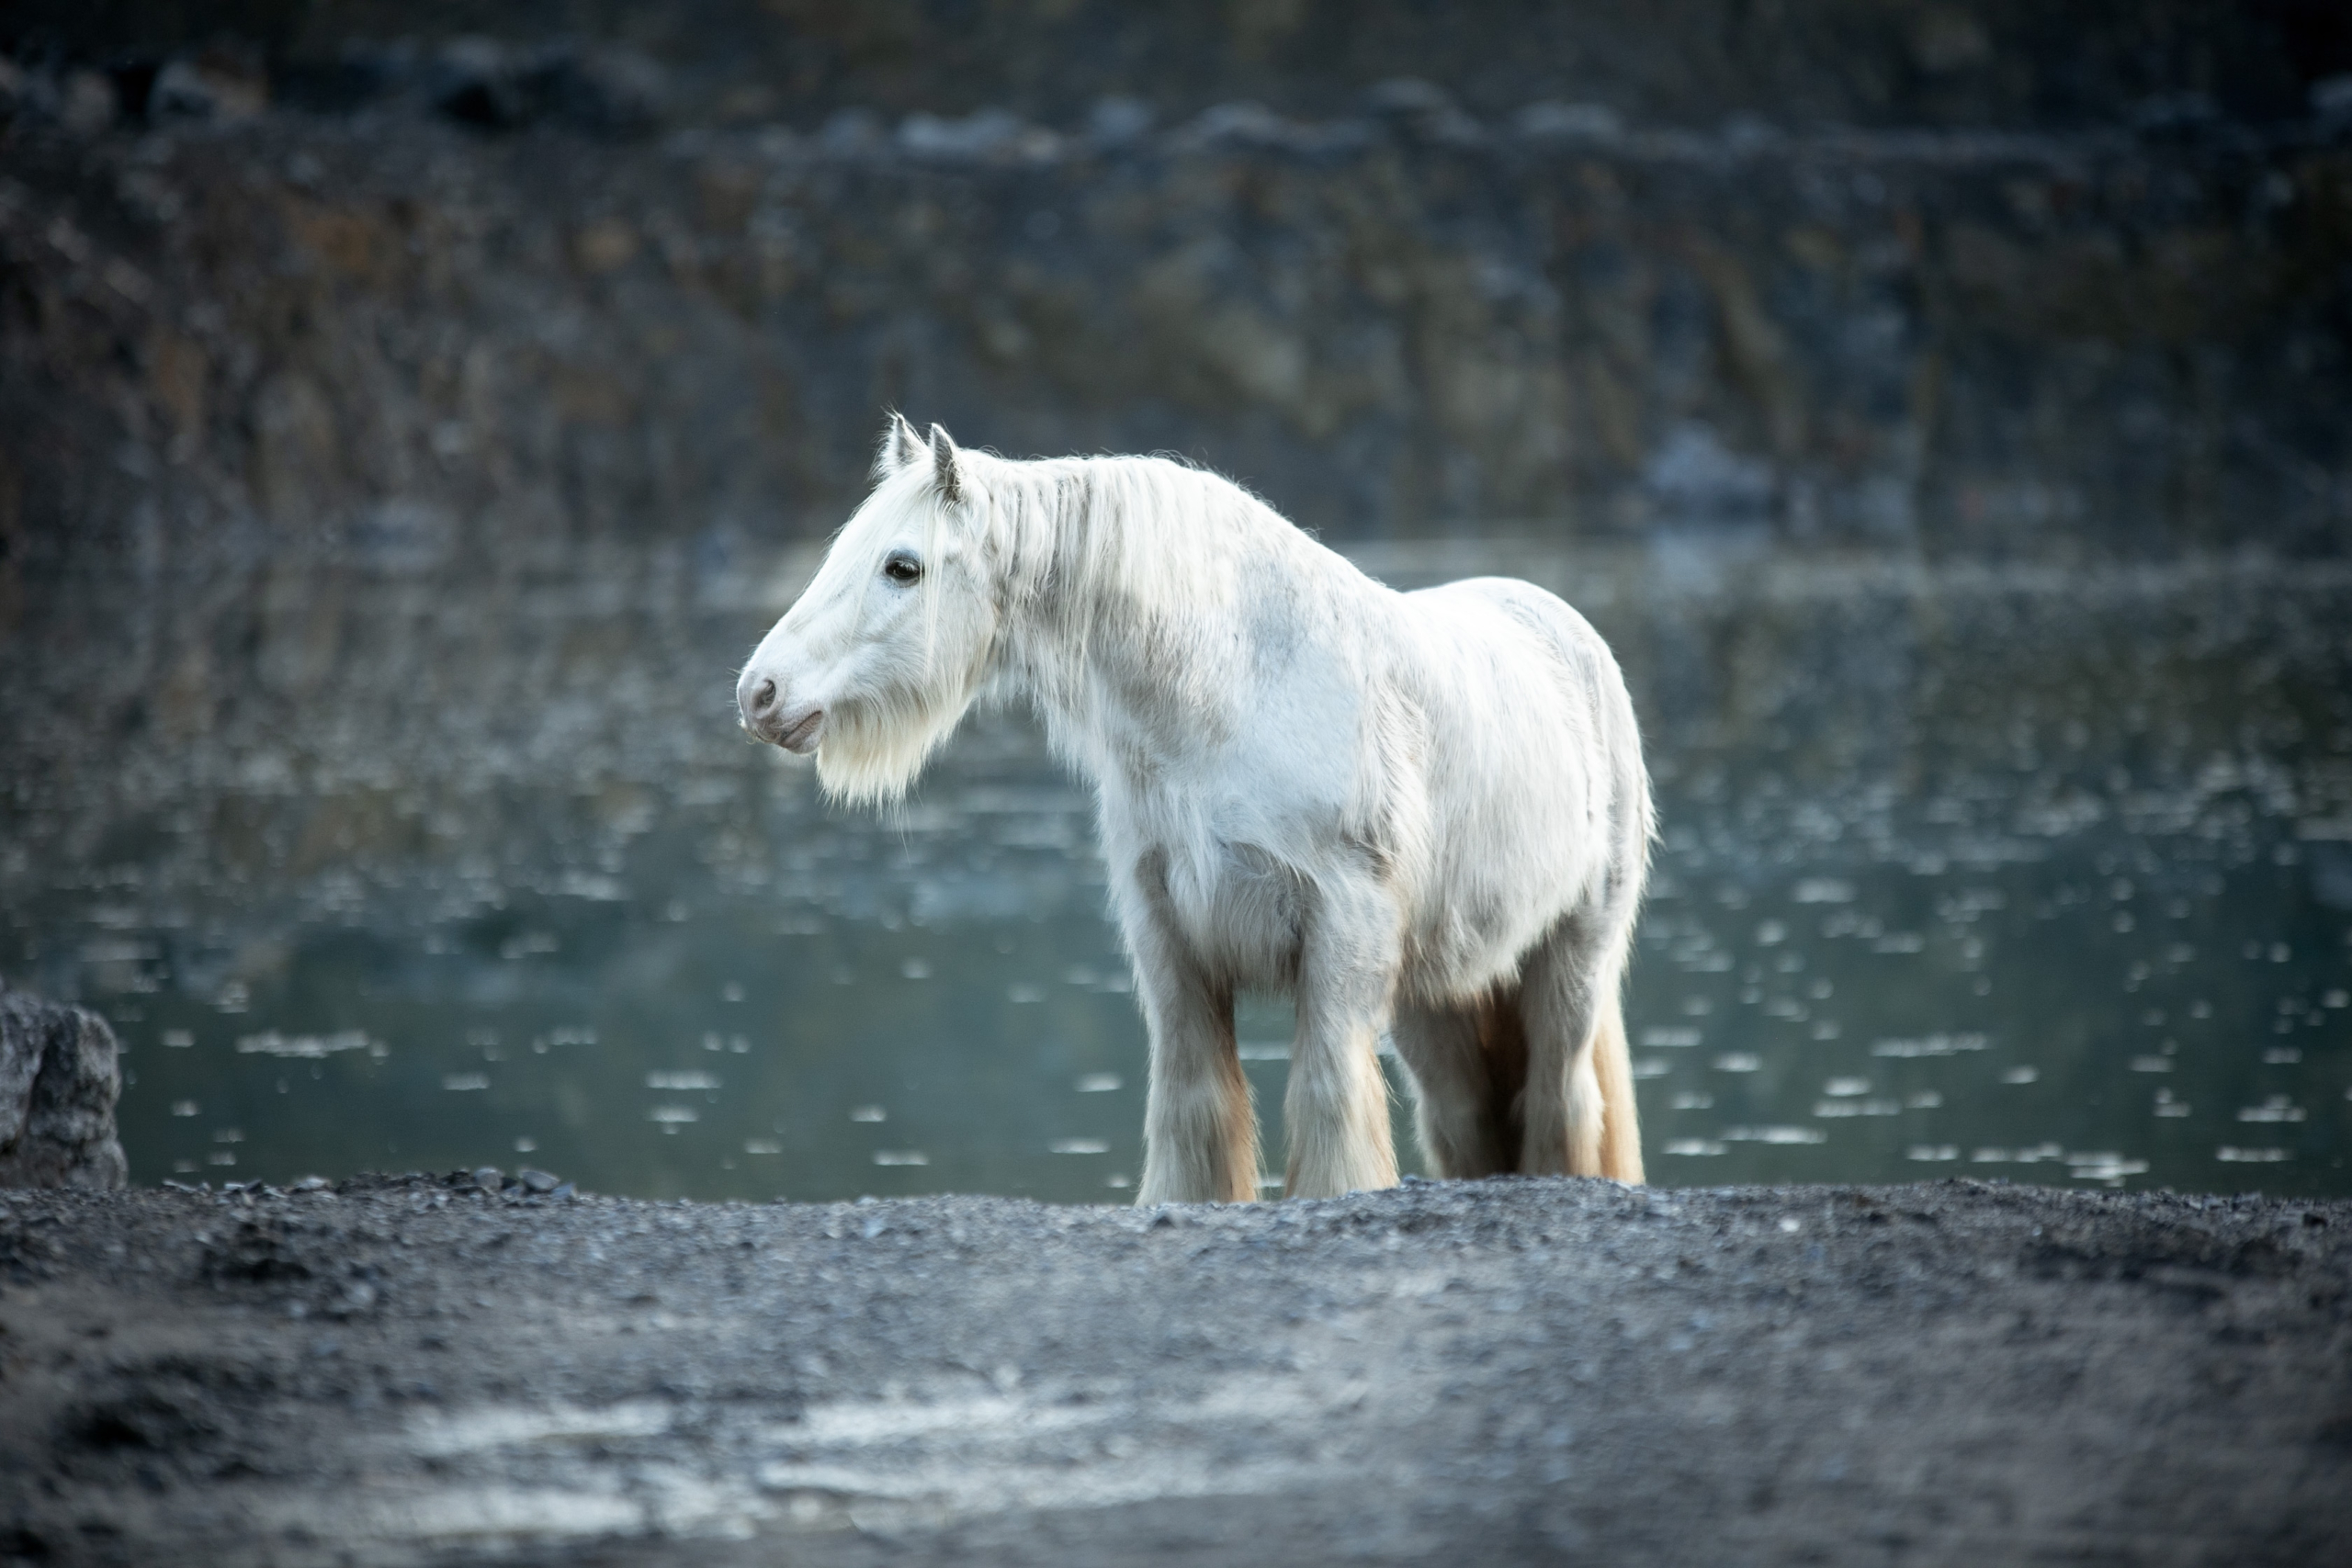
[1404,576,1617,689]
[1419,572,1646,813]
[1387,575,1647,976]
[1396,576,1634,747]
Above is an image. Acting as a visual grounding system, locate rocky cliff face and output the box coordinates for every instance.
[1,0,2347,608]
[10,1,2350,130]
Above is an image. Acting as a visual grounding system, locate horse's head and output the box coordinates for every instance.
[737,415,1001,803]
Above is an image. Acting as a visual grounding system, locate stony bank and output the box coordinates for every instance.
[1,1173,2347,1564]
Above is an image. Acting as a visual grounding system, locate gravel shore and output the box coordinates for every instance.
[3,1174,2347,1565]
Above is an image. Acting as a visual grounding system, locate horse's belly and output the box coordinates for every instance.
[1397,753,1614,998]
[1398,871,1566,999]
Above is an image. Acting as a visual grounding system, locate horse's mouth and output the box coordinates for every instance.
[777,708,825,753]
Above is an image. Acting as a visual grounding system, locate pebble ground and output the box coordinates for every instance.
[2,1174,2348,1565]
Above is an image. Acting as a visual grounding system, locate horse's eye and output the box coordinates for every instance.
[882,553,922,585]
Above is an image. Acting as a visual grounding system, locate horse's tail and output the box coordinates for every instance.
[1592,985,1645,1184]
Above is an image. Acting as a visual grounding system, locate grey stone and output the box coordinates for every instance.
[1085,96,1154,146]
[1512,100,1623,141]
[1643,421,1777,520]
[898,108,1025,160]
[0,981,128,1190]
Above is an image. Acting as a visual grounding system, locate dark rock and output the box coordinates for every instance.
[149,44,268,124]
[2318,75,2352,129]
[199,1218,312,1284]
[818,106,886,152]
[1362,77,1484,142]
[0,984,127,1190]
[0,56,118,135]
[428,39,666,136]
[26,1,2344,132]
[67,1390,218,1451]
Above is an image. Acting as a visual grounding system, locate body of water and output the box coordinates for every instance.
[6,535,2349,1200]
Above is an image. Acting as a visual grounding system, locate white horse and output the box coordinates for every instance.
[738,416,1652,1202]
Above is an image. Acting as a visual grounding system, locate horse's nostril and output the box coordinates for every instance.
[753,678,777,713]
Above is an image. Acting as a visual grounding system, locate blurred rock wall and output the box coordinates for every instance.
[12,1,2351,130]
[1,1,2348,601]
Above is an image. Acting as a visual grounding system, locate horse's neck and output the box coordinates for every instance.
[1001,476,1258,778]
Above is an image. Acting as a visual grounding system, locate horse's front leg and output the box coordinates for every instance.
[1122,856,1260,1205]
[1285,873,1402,1200]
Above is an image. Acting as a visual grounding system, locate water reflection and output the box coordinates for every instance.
[6,537,2348,1199]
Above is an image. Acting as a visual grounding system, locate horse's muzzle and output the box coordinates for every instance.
[738,672,822,751]
[775,705,824,752]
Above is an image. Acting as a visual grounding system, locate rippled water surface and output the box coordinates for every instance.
[6,536,2349,1199]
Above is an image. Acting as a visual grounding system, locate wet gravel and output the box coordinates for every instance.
[2,1174,2348,1565]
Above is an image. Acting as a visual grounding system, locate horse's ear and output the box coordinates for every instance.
[928,423,961,504]
[876,412,925,479]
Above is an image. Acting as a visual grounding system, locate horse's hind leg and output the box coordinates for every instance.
[1388,996,1519,1179]
[1517,915,1643,1182]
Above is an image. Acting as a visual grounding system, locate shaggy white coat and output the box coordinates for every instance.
[738,417,1651,1201]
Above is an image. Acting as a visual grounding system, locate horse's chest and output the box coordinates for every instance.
[1176,860,1307,982]
[1095,741,1345,986]
[1166,849,1304,984]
